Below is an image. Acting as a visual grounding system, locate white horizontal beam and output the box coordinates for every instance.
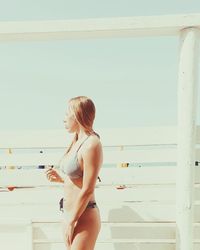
[2,125,200,148]
[1,147,200,166]
[1,167,200,187]
[0,14,200,41]
[0,126,178,148]
[0,218,31,225]
[0,148,177,166]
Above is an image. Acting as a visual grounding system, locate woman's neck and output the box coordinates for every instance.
[76,129,93,141]
[76,130,88,141]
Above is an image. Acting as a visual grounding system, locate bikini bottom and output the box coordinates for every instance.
[59,198,97,212]
[86,201,97,208]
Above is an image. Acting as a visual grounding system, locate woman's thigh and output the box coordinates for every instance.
[71,208,101,250]
[61,210,72,249]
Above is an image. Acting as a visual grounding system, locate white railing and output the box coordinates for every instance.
[0,127,200,250]
[0,13,200,250]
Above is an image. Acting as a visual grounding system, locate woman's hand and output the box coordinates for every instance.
[45,167,64,183]
[65,221,76,247]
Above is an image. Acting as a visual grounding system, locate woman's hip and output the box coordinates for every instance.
[61,202,101,226]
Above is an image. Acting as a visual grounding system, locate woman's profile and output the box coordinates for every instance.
[46,96,103,250]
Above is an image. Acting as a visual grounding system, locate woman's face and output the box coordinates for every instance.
[63,106,79,133]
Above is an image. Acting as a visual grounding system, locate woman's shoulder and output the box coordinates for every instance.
[88,133,101,147]
[83,134,102,152]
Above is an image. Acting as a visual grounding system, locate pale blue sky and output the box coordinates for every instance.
[0,1,200,130]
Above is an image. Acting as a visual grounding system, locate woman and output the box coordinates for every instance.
[46,96,103,250]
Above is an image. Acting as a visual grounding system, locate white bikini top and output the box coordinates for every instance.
[59,136,90,179]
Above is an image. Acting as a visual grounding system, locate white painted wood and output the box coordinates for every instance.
[2,146,200,167]
[1,184,200,205]
[0,127,200,249]
[33,242,177,250]
[1,202,200,223]
[0,218,31,225]
[0,148,177,166]
[1,167,200,187]
[0,220,32,250]
[27,224,33,250]
[0,14,200,41]
[176,27,200,250]
[0,152,63,166]
[0,12,200,250]
[196,127,200,144]
[32,222,200,241]
[31,243,199,250]
[98,127,177,146]
[1,126,200,149]
[33,222,175,241]
[0,129,70,148]
[0,127,176,148]
[32,242,200,250]
[34,239,178,243]
[33,239,200,243]
[103,148,177,163]
[1,167,199,249]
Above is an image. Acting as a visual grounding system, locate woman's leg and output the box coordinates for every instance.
[62,210,72,250]
[70,207,101,250]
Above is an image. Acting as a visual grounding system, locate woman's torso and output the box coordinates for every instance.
[59,135,97,211]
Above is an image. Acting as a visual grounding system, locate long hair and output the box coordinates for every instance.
[66,96,99,154]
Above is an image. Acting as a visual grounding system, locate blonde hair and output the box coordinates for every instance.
[66,96,99,154]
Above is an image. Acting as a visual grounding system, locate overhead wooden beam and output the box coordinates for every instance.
[0,14,200,41]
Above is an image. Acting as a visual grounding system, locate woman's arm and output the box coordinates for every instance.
[68,140,102,224]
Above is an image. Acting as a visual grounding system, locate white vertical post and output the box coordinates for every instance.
[176,27,200,250]
[27,223,33,250]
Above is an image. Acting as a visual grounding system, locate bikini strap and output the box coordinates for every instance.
[76,136,90,153]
